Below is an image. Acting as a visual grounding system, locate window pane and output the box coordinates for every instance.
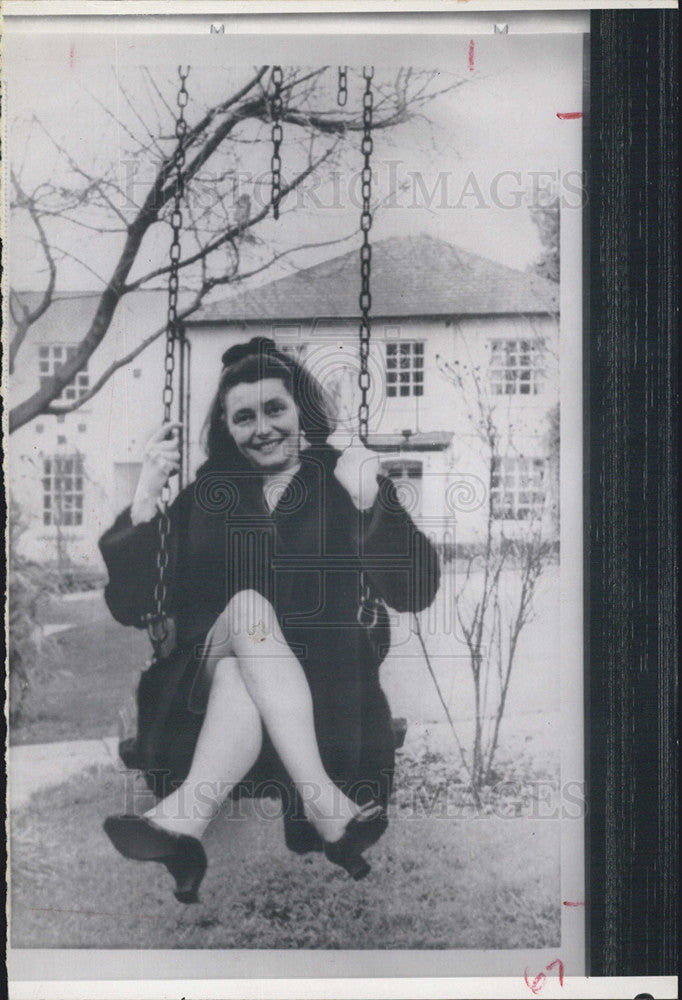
[414,385,423,396]
[400,386,409,396]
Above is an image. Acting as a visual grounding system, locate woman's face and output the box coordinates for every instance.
[224,377,302,472]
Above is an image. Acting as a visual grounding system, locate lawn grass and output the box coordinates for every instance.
[10,587,563,950]
[11,595,147,745]
[10,763,560,950]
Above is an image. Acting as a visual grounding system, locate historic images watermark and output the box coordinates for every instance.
[120,772,587,823]
[118,160,586,218]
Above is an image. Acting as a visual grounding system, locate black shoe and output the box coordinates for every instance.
[323,801,388,881]
[103,814,207,904]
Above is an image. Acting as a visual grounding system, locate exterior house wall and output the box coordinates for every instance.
[185,312,558,547]
[10,294,558,566]
[9,292,169,568]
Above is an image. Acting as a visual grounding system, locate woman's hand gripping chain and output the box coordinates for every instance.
[131,423,182,524]
[327,400,380,512]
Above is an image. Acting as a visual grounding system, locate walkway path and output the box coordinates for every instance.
[8,737,121,809]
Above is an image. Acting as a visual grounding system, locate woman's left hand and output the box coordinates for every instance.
[329,430,380,510]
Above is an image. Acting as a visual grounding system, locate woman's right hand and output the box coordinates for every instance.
[130,423,181,524]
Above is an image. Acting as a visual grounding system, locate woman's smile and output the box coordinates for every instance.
[224,378,301,471]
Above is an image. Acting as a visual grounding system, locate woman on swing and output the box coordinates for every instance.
[101,336,440,902]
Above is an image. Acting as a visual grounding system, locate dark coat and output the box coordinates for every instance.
[99,443,440,852]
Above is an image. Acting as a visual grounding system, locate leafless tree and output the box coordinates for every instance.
[9,65,465,432]
[436,347,556,789]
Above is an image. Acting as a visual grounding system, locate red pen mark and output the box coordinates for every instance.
[563,900,585,907]
[524,958,564,994]
[468,40,475,72]
[556,112,582,120]
[69,45,75,69]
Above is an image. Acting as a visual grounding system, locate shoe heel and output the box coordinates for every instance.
[165,837,207,904]
[323,839,372,880]
[343,853,371,881]
[103,815,207,905]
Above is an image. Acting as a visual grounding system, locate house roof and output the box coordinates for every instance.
[191,234,559,324]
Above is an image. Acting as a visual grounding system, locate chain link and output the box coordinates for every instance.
[148,65,189,647]
[337,66,348,107]
[270,66,284,219]
[358,66,374,448]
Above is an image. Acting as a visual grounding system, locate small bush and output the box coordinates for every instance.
[8,504,60,725]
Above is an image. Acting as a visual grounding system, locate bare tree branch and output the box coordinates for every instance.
[46,229,357,415]
[9,171,58,374]
[9,66,468,431]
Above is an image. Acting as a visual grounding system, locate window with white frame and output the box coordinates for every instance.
[490,455,546,520]
[38,345,89,403]
[380,459,423,515]
[385,341,424,397]
[42,454,85,527]
[489,338,544,395]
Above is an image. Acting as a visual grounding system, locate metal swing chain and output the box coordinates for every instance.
[147,65,189,652]
[358,66,374,449]
[337,66,348,107]
[270,66,284,219]
[358,66,375,617]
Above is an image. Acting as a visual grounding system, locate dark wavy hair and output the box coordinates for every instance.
[200,337,336,472]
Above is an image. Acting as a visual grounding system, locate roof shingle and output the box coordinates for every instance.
[192,233,559,323]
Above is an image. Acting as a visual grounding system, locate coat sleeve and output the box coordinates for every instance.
[98,493,185,628]
[358,474,441,613]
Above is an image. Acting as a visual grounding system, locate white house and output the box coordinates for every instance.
[9,234,559,570]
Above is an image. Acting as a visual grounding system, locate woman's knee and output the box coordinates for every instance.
[222,589,277,643]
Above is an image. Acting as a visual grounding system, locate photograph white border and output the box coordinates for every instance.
[3,3,666,999]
